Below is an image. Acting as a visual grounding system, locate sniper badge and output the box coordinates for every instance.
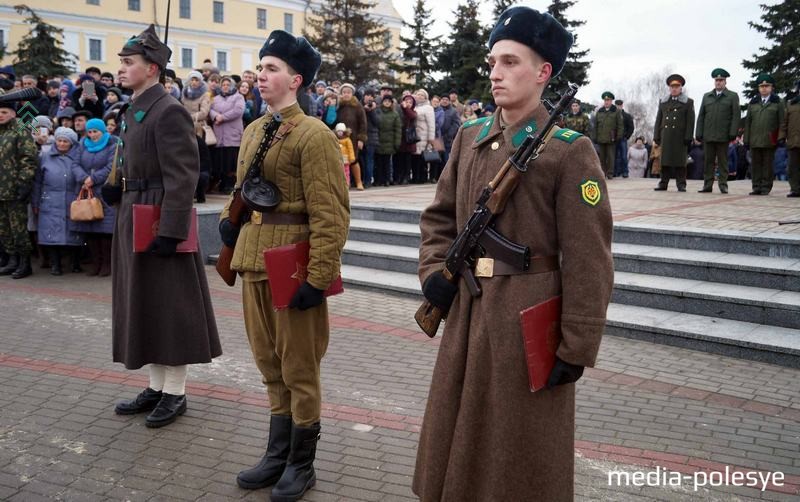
[580,179,601,206]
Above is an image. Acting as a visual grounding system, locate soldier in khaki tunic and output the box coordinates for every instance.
[218,30,349,502]
[744,74,786,195]
[696,68,740,193]
[653,74,695,192]
[591,91,623,179]
[783,80,800,197]
[414,7,613,501]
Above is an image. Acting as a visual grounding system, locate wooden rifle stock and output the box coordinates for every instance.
[215,189,249,286]
[415,300,445,338]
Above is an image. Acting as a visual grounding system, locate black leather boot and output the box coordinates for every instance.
[115,387,163,415]
[237,414,292,489]
[0,251,8,268]
[50,248,62,276]
[145,393,187,428]
[270,422,321,502]
[11,254,32,279]
[0,254,19,275]
[71,248,83,273]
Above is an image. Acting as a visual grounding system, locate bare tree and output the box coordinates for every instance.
[615,66,673,142]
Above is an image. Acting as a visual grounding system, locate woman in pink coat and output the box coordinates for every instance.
[209,76,245,193]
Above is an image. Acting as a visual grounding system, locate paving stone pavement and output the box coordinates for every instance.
[1,265,799,501]
[2,177,800,501]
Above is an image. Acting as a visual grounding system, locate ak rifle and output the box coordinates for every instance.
[414,83,579,337]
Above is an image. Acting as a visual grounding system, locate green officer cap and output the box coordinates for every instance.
[601,91,614,100]
[711,68,730,78]
[756,73,775,86]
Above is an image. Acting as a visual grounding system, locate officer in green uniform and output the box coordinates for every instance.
[218,30,349,502]
[654,74,695,192]
[0,99,38,279]
[591,91,623,179]
[744,74,786,195]
[563,99,590,135]
[696,68,740,193]
[783,80,800,197]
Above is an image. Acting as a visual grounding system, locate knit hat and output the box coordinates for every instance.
[106,87,123,100]
[46,80,61,89]
[334,122,347,132]
[315,80,327,88]
[33,116,53,130]
[54,126,78,144]
[86,118,106,132]
[57,107,76,119]
[340,83,356,94]
[187,70,203,82]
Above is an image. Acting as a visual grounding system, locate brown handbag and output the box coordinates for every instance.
[70,186,105,222]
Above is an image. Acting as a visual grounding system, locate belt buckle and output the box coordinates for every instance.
[121,177,127,192]
[474,257,494,278]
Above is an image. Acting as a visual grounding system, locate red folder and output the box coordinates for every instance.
[132,204,198,253]
[263,241,344,310]
[519,296,563,392]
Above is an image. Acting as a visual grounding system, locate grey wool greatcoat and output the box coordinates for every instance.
[110,84,221,370]
[414,105,614,501]
[654,94,696,167]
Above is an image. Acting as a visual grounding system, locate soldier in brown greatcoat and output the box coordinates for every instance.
[106,25,221,428]
[414,7,614,501]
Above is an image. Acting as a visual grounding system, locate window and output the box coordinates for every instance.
[213,1,224,23]
[88,38,103,61]
[179,0,191,19]
[128,0,140,10]
[384,32,392,49]
[181,47,193,68]
[86,0,99,5]
[257,8,267,30]
[0,30,5,52]
[284,13,293,33]
[216,51,228,72]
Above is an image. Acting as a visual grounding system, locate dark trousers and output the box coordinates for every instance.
[0,200,32,254]
[614,139,629,176]
[703,142,729,190]
[374,153,392,186]
[751,147,776,194]
[789,148,800,194]
[211,146,240,192]
[657,165,687,190]
[395,152,412,184]
[196,171,209,201]
[411,154,427,184]
[599,143,616,177]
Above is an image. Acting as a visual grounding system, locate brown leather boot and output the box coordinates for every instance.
[352,162,364,190]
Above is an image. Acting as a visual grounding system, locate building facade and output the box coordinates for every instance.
[0,0,403,79]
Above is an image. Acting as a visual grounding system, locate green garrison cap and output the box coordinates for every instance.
[711,68,730,78]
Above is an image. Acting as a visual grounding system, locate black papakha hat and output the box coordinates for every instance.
[488,6,573,77]
[118,24,171,69]
[258,30,322,87]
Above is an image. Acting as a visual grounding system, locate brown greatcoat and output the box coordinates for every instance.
[111,83,222,370]
[414,105,614,501]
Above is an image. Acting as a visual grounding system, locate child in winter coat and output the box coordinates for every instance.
[335,122,362,189]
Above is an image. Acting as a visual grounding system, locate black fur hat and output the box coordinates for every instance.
[259,30,322,87]
[488,7,573,77]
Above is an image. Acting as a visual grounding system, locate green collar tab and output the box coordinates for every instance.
[512,118,538,148]
[474,116,495,143]
[552,127,582,144]
[462,116,489,129]
[134,110,146,123]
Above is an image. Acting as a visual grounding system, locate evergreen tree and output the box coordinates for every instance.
[395,0,441,88]
[545,0,591,100]
[303,0,393,85]
[435,0,491,102]
[492,0,516,18]
[11,4,76,78]
[741,0,800,99]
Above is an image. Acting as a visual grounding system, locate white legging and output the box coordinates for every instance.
[149,364,188,395]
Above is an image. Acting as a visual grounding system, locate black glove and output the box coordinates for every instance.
[101,183,122,205]
[219,218,240,248]
[422,271,459,313]
[777,138,786,148]
[17,184,32,202]
[289,282,325,311]
[546,357,585,389]
[695,136,703,143]
[146,236,181,257]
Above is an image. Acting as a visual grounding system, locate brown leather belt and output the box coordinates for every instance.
[474,255,559,277]
[252,211,309,225]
